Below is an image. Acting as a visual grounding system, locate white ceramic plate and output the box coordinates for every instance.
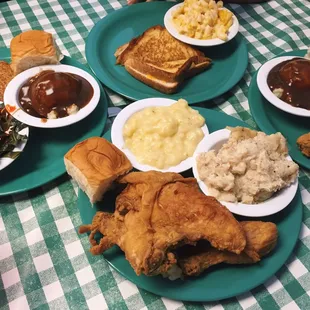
[4,64,101,128]
[164,4,239,47]
[192,129,299,217]
[0,127,29,171]
[257,56,310,117]
[111,98,209,173]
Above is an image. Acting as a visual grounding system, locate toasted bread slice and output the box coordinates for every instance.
[115,25,212,93]
[115,42,129,59]
[126,64,180,94]
[115,25,210,71]
[124,56,197,83]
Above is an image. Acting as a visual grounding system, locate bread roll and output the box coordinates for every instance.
[10,30,62,75]
[64,137,132,203]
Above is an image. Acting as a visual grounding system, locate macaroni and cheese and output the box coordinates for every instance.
[123,99,205,169]
[172,0,233,40]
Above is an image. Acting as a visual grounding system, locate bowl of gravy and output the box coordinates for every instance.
[257,56,310,117]
[4,64,100,128]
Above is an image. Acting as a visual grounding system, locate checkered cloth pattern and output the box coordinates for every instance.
[0,0,310,309]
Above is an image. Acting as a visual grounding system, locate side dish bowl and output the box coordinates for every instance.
[111,98,209,173]
[164,4,239,47]
[257,56,310,118]
[192,129,299,217]
[4,64,101,128]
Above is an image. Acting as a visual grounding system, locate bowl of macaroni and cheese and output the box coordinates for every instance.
[111,98,209,173]
[164,0,239,46]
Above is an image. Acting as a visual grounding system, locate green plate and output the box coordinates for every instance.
[77,108,302,302]
[85,2,248,104]
[249,49,310,170]
[0,48,108,196]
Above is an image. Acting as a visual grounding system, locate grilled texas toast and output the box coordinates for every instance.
[115,25,211,93]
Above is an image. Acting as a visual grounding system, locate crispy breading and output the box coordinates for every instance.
[0,61,14,102]
[79,171,246,276]
[297,133,310,158]
[178,221,278,276]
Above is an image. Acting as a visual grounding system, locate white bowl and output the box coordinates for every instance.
[111,98,209,173]
[164,4,239,47]
[4,64,101,128]
[257,56,310,117]
[0,126,29,171]
[192,129,298,217]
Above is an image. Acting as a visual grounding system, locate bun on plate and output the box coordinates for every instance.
[10,30,62,75]
[64,137,132,204]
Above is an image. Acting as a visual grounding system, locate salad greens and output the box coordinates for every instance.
[0,102,27,160]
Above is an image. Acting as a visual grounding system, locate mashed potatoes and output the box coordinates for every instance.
[197,127,299,204]
[123,99,205,169]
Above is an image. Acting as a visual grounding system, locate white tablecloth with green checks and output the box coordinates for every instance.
[0,0,310,309]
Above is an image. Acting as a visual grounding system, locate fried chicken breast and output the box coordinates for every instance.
[79,171,246,276]
[178,221,278,276]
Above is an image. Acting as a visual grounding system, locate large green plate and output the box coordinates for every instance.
[85,2,248,104]
[249,49,310,170]
[0,48,108,196]
[77,108,302,302]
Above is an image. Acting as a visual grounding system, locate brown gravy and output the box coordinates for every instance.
[267,58,310,110]
[19,70,94,118]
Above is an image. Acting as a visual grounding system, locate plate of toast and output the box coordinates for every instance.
[85,2,248,104]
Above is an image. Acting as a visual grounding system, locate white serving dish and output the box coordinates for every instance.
[257,56,310,117]
[164,4,239,47]
[111,98,209,173]
[4,64,101,128]
[192,128,299,217]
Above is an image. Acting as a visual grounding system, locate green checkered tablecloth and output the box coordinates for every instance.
[0,0,310,309]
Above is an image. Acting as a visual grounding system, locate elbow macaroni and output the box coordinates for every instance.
[172,0,233,41]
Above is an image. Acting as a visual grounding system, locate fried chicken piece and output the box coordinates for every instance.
[79,171,246,276]
[297,133,310,158]
[178,221,278,276]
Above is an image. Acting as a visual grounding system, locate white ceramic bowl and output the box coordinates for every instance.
[111,98,209,173]
[164,4,239,47]
[4,64,101,128]
[192,129,299,217]
[257,56,310,117]
[0,127,29,171]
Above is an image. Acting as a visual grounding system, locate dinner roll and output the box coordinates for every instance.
[64,137,132,203]
[10,30,62,75]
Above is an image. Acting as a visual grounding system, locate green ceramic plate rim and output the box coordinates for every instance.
[85,2,248,104]
[248,49,309,170]
[78,107,302,302]
[0,47,108,196]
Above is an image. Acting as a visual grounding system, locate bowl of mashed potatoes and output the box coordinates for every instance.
[192,127,299,217]
[111,98,209,173]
